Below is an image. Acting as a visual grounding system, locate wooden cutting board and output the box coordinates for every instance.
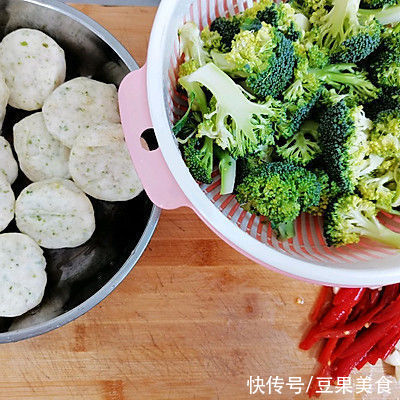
[0,5,396,400]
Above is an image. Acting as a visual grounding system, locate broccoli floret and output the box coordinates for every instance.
[364,86,400,119]
[310,63,379,103]
[245,31,296,98]
[201,27,223,52]
[358,157,400,213]
[319,100,376,193]
[214,145,237,195]
[179,22,211,73]
[306,169,341,215]
[211,24,296,99]
[292,42,378,103]
[239,18,263,32]
[256,1,303,39]
[277,120,321,165]
[291,0,329,19]
[313,0,381,63]
[282,65,323,137]
[180,63,286,158]
[236,161,321,239]
[360,0,396,9]
[324,194,400,248]
[210,17,241,51]
[369,27,400,89]
[369,109,400,157]
[183,136,214,183]
[173,93,203,142]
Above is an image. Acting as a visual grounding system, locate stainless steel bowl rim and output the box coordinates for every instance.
[0,0,161,343]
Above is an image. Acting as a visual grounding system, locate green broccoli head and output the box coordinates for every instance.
[369,109,400,158]
[277,120,321,165]
[314,0,381,63]
[179,63,287,158]
[360,0,396,9]
[305,169,341,215]
[369,28,400,89]
[364,86,400,120]
[291,0,329,19]
[358,157,400,213]
[201,27,223,52]
[183,136,214,184]
[330,20,381,63]
[210,16,241,51]
[256,1,304,39]
[245,30,296,98]
[236,161,321,239]
[319,100,373,193]
[282,62,323,137]
[324,194,400,248]
[210,22,296,99]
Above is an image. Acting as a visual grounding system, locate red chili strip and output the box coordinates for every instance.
[373,294,400,324]
[332,351,369,380]
[318,338,339,365]
[331,334,357,362]
[315,302,386,340]
[341,317,398,359]
[310,286,332,322]
[333,288,365,306]
[307,364,331,399]
[300,289,365,350]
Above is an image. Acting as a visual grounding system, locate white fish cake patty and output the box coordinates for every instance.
[69,123,143,202]
[0,174,14,232]
[42,77,120,148]
[14,112,70,182]
[0,28,66,111]
[0,71,9,129]
[16,179,95,249]
[0,136,18,184]
[0,233,47,317]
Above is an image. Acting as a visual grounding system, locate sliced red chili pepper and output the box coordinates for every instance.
[340,317,398,359]
[383,284,399,304]
[369,289,381,308]
[367,323,400,364]
[333,288,365,306]
[331,334,357,362]
[307,364,331,399]
[355,355,369,370]
[318,338,339,365]
[315,301,386,340]
[332,350,369,379]
[373,294,400,324]
[310,286,332,322]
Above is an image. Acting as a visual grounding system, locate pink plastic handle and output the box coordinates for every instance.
[119,64,191,210]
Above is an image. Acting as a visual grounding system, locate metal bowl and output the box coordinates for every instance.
[0,0,160,343]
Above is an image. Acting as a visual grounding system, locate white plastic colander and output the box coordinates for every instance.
[118,0,400,287]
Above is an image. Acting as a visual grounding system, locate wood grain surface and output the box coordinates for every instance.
[2,5,397,400]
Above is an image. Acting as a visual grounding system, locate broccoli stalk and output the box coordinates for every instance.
[358,4,400,25]
[324,194,400,248]
[179,63,285,158]
[178,22,211,77]
[214,146,237,195]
